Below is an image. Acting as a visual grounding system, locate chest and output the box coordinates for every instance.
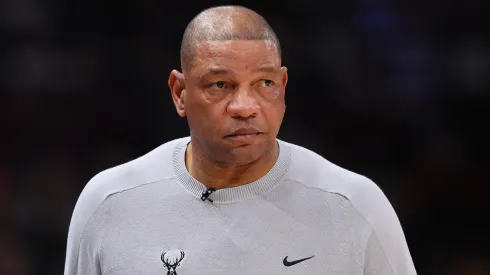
[99,200,365,275]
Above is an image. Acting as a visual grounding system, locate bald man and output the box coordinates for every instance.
[64,5,416,275]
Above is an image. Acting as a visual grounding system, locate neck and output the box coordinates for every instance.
[185,140,279,190]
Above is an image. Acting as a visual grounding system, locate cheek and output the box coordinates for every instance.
[258,86,284,103]
[187,97,226,132]
[268,87,283,101]
[261,100,285,128]
[203,89,229,103]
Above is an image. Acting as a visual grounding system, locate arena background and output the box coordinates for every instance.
[1,0,488,274]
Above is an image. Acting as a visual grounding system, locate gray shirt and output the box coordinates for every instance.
[64,137,416,275]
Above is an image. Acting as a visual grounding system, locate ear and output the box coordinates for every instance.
[168,70,186,117]
[281,66,288,88]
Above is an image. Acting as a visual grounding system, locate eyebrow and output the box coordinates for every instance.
[208,67,233,75]
[204,65,278,77]
[253,66,277,73]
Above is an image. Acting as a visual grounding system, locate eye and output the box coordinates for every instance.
[207,81,233,92]
[262,79,273,87]
[215,81,225,89]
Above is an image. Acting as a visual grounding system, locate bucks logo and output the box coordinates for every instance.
[161,250,185,275]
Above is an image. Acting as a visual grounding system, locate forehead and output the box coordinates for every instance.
[190,40,280,75]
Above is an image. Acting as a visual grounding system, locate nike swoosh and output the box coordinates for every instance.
[283,255,315,266]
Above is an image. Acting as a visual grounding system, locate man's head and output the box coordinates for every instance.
[169,5,288,165]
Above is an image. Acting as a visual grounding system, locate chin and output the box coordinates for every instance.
[227,146,264,165]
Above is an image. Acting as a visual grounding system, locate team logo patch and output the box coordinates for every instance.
[161,249,185,275]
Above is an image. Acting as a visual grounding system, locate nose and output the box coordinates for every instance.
[227,88,260,118]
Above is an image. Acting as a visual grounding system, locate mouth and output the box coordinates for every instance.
[225,129,263,141]
[226,132,261,138]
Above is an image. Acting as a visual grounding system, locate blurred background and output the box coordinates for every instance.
[1,0,489,274]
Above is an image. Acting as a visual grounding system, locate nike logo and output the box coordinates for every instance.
[283,255,315,266]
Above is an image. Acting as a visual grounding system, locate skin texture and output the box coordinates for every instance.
[169,7,288,189]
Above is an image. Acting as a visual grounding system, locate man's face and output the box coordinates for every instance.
[180,40,287,164]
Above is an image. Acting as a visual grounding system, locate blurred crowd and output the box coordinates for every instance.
[1,0,488,274]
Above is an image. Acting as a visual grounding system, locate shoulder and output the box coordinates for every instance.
[281,140,415,274]
[80,137,187,204]
[65,137,189,269]
[68,137,189,235]
[280,140,395,226]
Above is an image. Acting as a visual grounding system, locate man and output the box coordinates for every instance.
[64,5,416,275]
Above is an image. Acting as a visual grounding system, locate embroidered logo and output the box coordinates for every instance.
[161,250,185,275]
[283,255,314,266]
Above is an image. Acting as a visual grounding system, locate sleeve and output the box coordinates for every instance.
[360,179,417,275]
[64,171,112,275]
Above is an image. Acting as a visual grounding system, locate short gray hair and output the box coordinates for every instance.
[180,5,282,73]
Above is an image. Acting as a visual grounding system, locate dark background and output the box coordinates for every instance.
[1,0,489,274]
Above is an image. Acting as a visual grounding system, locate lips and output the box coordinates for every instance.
[224,128,263,143]
[225,127,262,138]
